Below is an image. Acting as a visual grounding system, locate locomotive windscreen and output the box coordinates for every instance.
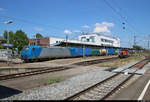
[23,46,29,51]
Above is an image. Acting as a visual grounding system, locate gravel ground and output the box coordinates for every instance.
[0,55,117,69]
[3,68,115,100]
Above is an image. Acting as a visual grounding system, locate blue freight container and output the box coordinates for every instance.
[70,47,92,56]
[84,48,92,55]
[70,47,80,56]
[111,48,115,55]
[106,48,115,55]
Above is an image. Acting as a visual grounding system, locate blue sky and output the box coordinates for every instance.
[0,0,150,48]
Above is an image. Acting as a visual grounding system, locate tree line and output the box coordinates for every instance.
[0,30,43,54]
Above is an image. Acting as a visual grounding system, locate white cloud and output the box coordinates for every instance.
[72,30,81,33]
[81,25,90,29]
[101,22,114,27]
[0,8,4,11]
[94,25,110,33]
[33,27,44,32]
[93,22,114,34]
[64,30,72,34]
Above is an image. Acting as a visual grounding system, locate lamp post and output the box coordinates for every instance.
[66,34,68,47]
[4,20,13,65]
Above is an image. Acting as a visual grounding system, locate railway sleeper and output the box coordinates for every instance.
[92,88,110,94]
[78,95,94,100]
[100,86,115,90]
[84,93,95,98]
[95,86,109,91]
[88,90,107,97]
[78,96,93,100]
[84,93,102,100]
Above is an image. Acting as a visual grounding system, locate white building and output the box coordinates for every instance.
[78,33,120,47]
[49,37,66,46]
[49,36,99,46]
[47,33,120,47]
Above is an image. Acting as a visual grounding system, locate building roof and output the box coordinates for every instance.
[29,37,49,40]
[55,41,132,50]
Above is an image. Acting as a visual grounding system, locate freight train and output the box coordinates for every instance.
[21,46,129,62]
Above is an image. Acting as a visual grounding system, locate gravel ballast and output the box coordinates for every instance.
[4,67,115,100]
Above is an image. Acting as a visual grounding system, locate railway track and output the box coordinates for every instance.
[65,58,149,100]
[0,56,118,81]
[72,57,118,66]
[0,66,73,81]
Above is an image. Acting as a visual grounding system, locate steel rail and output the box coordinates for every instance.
[0,57,118,81]
[65,58,149,100]
[72,57,119,66]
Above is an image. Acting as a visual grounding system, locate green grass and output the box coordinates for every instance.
[123,55,142,61]
[98,55,144,69]
[47,77,61,84]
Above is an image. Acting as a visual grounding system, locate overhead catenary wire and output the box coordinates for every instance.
[102,0,149,49]
[103,0,140,34]
[112,0,138,28]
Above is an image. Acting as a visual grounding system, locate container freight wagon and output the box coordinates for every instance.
[69,47,91,56]
[106,48,115,55]
[99,49,107,55]
[91,49,100,56]
[114,49,122,55]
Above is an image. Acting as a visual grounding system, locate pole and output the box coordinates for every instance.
[7,31,9,65]
[4,20,13,65]
[83,44,85,58]
[148,35,150,50]
[134,35,136,46]
[66,34,68,47]
[148,41,149,50]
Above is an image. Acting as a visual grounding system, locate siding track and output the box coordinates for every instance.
[0,57,118,81]
[65,58,149,100]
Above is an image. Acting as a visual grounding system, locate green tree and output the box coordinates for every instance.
[36,33,43,39]
[3,30,8,39]
[0,36,4,49]
[3,30,15,51]
[2,30,29,53]
[0,44,3,49]
[3,30,15,43]
[14,30,29,53]
[133,45,143,50]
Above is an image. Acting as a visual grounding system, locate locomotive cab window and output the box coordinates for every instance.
[23,47,29,51]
